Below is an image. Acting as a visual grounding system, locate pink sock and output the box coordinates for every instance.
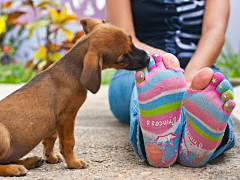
[179,72,235,167]
[135,53,186,167]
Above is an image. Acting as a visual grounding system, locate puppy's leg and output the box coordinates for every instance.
[57,120,86,169]
[1,157,43,176]
[13,156,44,170]
[0,123,28,176]
[0,123,10,160]
[42,130,63,164]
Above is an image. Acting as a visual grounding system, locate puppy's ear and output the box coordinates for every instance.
[80,51,103,94]
[80,17,103,34]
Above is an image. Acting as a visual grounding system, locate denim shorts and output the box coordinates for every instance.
[108,68,236,163]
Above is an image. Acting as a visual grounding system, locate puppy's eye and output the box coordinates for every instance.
[114,54,128,64]
[120,54,128,64]
[129,35,132,41]
[121,57,127,64]
[102,19,108,23]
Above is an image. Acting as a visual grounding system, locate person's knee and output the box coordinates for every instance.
[108,70,135,124]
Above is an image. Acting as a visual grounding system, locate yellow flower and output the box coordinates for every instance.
[0,16,6,35]
[33,45,62,71]
[48,6,77,24]
[47,6,78,41]
[33,45,48,71]
[33,45,47,61]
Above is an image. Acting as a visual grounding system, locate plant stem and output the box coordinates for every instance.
[46,25,52,69]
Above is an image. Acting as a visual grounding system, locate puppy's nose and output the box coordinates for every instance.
[147,55,151,62]
[146,55,151,65]
[139,55,150,68]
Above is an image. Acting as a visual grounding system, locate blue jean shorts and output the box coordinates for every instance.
[108,68,236,163]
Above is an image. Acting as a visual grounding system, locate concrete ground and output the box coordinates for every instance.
[0,84,240,180]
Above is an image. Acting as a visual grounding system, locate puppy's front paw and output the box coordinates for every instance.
[17,156,44,170]
[45,154,63,164]
[0,165,28,177]
[67,159,87,169]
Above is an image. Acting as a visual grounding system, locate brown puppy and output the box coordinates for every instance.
[0,17,149,176]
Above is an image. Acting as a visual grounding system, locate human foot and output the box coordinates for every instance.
[179,68,235,167]
[135,53,186,167]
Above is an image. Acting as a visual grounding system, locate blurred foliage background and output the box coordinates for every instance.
[0,0,239,85]
[215,40,240,78]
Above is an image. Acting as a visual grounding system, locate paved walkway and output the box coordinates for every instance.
[233,85,240,121]
[0,84,239,179]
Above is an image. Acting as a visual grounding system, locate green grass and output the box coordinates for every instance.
[0,63,37,84]
[215,40,240,78]
[101,68,116,84]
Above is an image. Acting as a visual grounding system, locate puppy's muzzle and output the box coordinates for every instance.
[125,48,150,70]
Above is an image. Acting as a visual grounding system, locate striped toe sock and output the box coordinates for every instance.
[179,72,236,167]
[135,53,186,167]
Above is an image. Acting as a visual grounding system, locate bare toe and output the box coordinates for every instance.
[190,67,214,90]
[162,53,180,69]
[146,143,163,166]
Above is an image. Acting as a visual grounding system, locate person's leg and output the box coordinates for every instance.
[134,53,186,167]
[129,86,147,160]
[178,68,236,167]
[108,70,135,124]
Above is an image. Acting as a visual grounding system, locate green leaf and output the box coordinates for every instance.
[36,0,51,8]
[27,18,51,37]
[237,51,240,61]
[216,39,240,78]
[231,71,240,78]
